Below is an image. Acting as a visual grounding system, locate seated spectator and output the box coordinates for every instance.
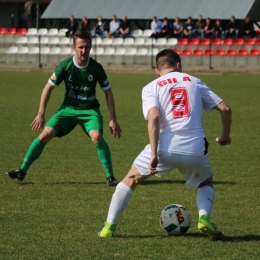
[241,16,254,39]
[192,15,205,39]
[214,19,224,39]
[171,17,183,39]
[150,16,163,39]
[91,15,107,38]
[224,16,239,39]
[119,15,131,38]
[160,17,172,38]
[204,18,214,38]
[66,15,78,38]
[183,17,194,39]
[80,16,90,34]
[108,15,120,38]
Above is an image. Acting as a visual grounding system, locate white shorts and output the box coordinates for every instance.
[134,144,212,189]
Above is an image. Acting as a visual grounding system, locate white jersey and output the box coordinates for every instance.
[142,72,222,156]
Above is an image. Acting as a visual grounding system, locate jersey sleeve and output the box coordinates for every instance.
[48,62,66,87]
[142,84,159,120]
[197,79,223,112]
[96,63,110,90]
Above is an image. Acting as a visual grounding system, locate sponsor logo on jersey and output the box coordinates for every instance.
[88,74,93,81]
[68,83,91,91]
[50,72,56,81]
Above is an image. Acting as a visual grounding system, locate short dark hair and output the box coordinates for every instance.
[73,30,92,45]
[156,49,181,71]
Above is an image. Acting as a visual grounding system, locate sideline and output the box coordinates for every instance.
[0,63,259,75]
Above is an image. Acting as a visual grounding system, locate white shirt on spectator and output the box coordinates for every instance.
[110,20,120,33]
[151,20,163,33]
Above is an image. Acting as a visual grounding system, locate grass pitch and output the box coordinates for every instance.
[0,70,260,259]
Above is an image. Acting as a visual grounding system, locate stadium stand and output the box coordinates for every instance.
[193,49,203,55]
[237,49,249,56]
[182,49,192,55]
[122,37,134,46]
[142,29,153,37]
[16,36,28,45]
[46,28,58,36]
[227,49,237,55]
[6,46,18,53]
[16,28,27,35]
[48,37,59,45]
[133,38,145,46]
[215,49,226,55]
[0,27,6,34]
[212,38,222,45]
[26,28,37,36]
[132,29,142,38]
[250,49,260,55]
[6,28,16,34]
[112,38,123,46]
[38,28,48,36]
[57,28,68,37]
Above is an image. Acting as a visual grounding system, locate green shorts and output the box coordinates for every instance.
[46,106,103,138]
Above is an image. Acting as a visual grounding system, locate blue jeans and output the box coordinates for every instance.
[91,30,107,38]
[192,29,205,39]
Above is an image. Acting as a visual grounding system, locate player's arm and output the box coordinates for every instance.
[213,101,232,146]
[31,82,55,132]
[103,88,122,138]
[147,106,160,174]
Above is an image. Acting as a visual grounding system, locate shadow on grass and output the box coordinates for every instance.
[115,232,205,239]
[222,234,260,242]
[140,180,235,185]
[19,180,235,186]
[20,181,107,185]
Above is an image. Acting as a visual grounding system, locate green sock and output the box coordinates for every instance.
[21,137,46,173]
[94,138,114,178]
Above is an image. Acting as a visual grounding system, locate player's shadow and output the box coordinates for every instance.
[140,180,235,185]
[222,234,260,242]
[19,181,107,185]
[46,181,105,185]
[115,233,260,242]
[116,233,207,239]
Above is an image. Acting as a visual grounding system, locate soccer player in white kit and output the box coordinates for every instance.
[99,49,232,240]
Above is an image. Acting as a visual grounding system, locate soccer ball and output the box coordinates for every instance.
[159,204,192,235]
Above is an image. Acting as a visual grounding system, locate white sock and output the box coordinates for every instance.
[196,186,215,218]
[107,182,133,224]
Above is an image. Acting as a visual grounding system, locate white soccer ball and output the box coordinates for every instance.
[159,204,192,235]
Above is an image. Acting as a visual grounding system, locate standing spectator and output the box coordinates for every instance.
[193,15,205,39]
[150,16,163,39]
[91,15,107,38]
[160,17,172,38]
[24,0,36,28]
[66,15,78,38]
[214,19,224,39]
[171,17,183,39]
[80,16,90,34]
[108,15,120,38]
[224,16,239,39]
[183,17,194,39]
[204,18,214,38]
[119,15,131,38]
[241,16,254,39]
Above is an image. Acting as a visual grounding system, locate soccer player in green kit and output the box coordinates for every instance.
[6,30,122,186]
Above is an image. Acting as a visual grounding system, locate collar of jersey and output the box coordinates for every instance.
[73,56,90,69]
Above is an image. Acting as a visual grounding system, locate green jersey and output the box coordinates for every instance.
[49,56,110,109]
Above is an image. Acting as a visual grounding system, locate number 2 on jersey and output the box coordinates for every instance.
[170,87,190,118]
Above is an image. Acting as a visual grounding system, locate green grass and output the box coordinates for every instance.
[0,71,260,259]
